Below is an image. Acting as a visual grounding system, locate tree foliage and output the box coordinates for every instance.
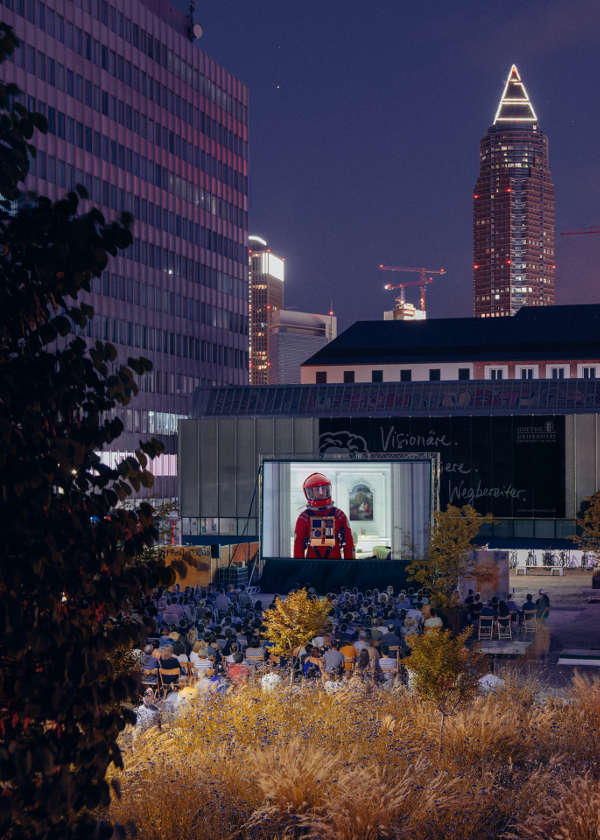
[0,24,177,839]
[405,628,485,750]
[407,504,492,608]
[262,589,331,658]
[570,491,600,558]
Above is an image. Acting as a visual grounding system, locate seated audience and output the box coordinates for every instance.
[424,607,443,632]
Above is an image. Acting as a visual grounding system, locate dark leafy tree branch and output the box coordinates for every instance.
[0,24,179,839]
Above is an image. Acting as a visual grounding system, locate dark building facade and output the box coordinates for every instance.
[1,0,250,500]
[473,65,555,318]
[180,378,600,549]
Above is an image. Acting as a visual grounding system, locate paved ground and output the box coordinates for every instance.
[502,571,600,686]
[509,571,599,650]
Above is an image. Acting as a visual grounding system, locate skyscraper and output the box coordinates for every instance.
[248,235,285,385]
[473,65,555,318]
[270,309,337,384]
[1,0,249,501]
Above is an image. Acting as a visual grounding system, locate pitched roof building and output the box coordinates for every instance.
[300,304,600,384]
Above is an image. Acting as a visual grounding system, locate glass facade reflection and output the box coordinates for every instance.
[1,0,250,499]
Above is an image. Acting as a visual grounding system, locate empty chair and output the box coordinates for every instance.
[478,616,494,640]
[496,615,512,640]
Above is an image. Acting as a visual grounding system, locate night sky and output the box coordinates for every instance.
[176,0,600,330]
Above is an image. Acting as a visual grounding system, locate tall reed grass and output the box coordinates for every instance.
[108,672,600,839]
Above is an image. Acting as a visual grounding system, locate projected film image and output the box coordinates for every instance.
[261,459,434,561]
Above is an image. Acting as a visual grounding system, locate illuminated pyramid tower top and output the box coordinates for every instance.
[493,64,538,125]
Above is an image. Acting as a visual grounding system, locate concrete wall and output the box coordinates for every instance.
[179,416,319,526]
[565,414,600,518]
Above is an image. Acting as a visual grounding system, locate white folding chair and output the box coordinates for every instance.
[478,616,494,640]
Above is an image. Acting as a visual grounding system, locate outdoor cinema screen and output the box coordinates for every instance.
[261,458,436,561]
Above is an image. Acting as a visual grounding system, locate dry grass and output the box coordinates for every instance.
[108,674,600,840]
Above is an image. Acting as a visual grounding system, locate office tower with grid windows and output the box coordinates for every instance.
[473,65,555,318]
[1,0,249,501]
[248,235,285,385]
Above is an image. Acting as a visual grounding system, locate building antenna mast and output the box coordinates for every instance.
[187,3,204,41]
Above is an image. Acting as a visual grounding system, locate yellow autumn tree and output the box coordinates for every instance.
[262,589,331,676]
[405,628,485,752]
[570,491,600,558]
[407,504,493,608]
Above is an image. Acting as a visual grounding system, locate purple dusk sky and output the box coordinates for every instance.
[177,0,600,330]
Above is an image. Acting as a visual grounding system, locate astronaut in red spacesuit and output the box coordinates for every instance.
[293,472,355,559]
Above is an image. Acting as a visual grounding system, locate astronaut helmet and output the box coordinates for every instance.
[303,472,332,509]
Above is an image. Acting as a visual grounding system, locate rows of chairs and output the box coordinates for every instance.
[477,610,538,641]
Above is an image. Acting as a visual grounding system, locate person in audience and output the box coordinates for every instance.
[189,641,212,677]
[536,590,550,621]
[197,667,228,695]
[521,594,536,623]
[158,645,181,687]
[135,689,161,732]
[353,631,370,652]
[245,635,266,666]
[480,601,497,619]
[470,594,483,623]
[424,607,443,632]
[380,623,402,647]
[141,644,159,684]
[340,638,358,673]
[397,591,412,610]
[215,588,232,615]
[497,599,510,618]
[402,615,419,639]
[303,647,323,678]
[323,640,344,676]
[378,645,397,682]
[227,652,251,686]
[355,648,372,677]
[173,639,190,665]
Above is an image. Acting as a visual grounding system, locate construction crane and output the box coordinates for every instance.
[560,228,600,236]
[378,265,446,314]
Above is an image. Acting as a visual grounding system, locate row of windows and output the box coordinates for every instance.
[99,449,177,477]
[182,517,256,538]
[29,149,248,268]
[4,0,247,125]
[25,93,247,229]
[314,367,599,384]
[73,314,248,369]
[106,409,188,436]
[90,273,248,336]
[11,43,249,196]
[108,408,191,436]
